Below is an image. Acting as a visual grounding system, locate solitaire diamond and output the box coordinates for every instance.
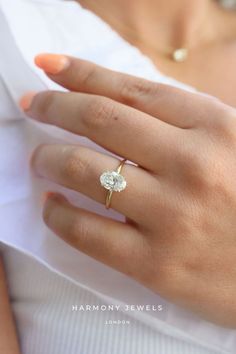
[100,171,127,192]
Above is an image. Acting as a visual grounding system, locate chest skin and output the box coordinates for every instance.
[76,0,236,108]
[141,42,236,108]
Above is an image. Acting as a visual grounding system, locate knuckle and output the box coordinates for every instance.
[177,136,230,195]
[82,97,118,131]
[67,215,90,249]
[188,160,216,193]
[212,109,236,144]
[120,77,156,105]
[178,142,207,176]
[63,148,92,183]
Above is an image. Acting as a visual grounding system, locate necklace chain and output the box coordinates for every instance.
[79,1,222,62]
[79,0,236,62]
[120,30,189,62]
[80,1,189,62]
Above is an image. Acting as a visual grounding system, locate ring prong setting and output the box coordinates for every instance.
[100,171,127,192]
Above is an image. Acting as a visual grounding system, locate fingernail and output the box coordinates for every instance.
[19,91,37,111]
[41,192,57,204]
[41,192,67,205]
[35,53,70,74]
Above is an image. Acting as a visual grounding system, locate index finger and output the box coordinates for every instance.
[35,53,223,129]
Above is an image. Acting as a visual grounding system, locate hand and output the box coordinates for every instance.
[20,54,236,327]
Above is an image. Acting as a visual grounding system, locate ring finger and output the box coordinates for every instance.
[32,144,159,223]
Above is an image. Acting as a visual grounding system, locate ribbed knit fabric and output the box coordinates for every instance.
[1,243,222,354]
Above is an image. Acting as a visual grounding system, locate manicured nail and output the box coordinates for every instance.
[19,91,37,111]
[41,192,57,204]
[41,192,67,205]
[35,53,70,74]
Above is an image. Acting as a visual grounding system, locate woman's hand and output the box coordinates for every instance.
[21,54,236,327]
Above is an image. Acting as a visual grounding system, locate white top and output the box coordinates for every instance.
[0,242,220,354]
[0,0,235,353]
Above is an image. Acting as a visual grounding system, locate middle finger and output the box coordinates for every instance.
[23,91,181,172]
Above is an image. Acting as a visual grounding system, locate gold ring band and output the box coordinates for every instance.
[100,159,127,209]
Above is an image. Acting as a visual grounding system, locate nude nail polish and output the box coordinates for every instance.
[41,192,67,205]
[19,92,37,111]
[41,192,58,205]
[35,53,70,74]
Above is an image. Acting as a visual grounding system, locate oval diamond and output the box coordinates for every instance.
[100,171,127,192]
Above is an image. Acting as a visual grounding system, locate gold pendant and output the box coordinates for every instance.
[172,48,188,62]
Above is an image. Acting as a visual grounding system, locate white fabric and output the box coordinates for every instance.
[0,0,235,353]
[0,242,220,354]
